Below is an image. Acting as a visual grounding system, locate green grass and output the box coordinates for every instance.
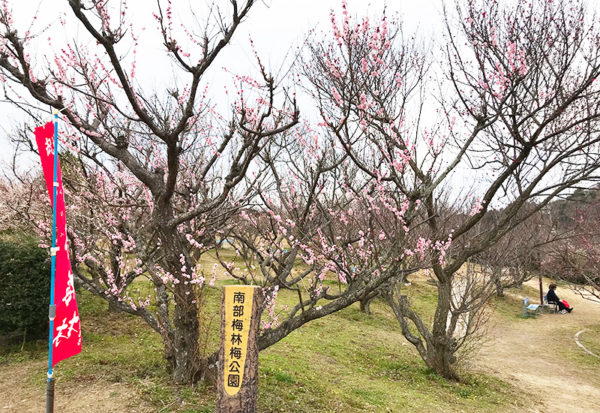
[0,276,531,412]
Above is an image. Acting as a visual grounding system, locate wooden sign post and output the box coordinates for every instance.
[217,285,262,413]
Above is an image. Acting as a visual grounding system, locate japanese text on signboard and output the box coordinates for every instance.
[223,286,255,395]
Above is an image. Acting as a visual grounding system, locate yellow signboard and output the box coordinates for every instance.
[223,285,255,396]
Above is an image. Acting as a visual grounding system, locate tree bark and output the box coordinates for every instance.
[359,292,374,314]
[424,341,459,381]
[386,279,460,381]
[170,281,201,384]
[157,221,202,384]
[427,276,459,380]
[108,300,123,313]
[494,276,504,297]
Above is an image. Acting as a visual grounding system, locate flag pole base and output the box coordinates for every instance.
[46,377,55,413]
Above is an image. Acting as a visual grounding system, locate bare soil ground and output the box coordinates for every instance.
[475,281,600,413]
[0,359,155,412]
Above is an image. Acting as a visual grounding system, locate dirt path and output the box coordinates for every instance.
[0,360,154,412]
[475,282,600,413]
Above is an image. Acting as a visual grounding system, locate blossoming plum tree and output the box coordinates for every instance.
[3,0,600,385]
[302,0,600,379]
[0,0,298,384]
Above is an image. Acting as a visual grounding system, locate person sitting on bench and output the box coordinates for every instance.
[547,283,573,313]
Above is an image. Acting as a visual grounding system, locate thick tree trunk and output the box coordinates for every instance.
[424,341,459,381]
[170,281,201,384]
[494,276,504,297]
[158,285,202,384]
[359,294,372,314]
[428,276,459,380]
[157,219,202,384]
[385,273,461,381]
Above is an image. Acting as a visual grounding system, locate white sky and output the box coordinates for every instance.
[3,0,599,207]
[0,0,445,165]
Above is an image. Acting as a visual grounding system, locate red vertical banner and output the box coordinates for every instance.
[35,121,82,366]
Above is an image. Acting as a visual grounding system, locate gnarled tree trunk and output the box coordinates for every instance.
[157,221,202,384]
[385,277,460,381]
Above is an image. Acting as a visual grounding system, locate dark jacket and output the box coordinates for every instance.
[547,288,560,304]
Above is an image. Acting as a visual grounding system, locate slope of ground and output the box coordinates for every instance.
[1,275,599,412]
[475,280,600,413]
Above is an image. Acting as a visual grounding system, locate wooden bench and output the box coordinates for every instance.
[522,297,540,318]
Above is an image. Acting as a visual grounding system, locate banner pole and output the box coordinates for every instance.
[46,109,59,413]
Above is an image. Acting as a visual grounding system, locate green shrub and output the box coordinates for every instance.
[0,236,50,339]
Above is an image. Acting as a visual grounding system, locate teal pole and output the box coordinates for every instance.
[46,110,59,413]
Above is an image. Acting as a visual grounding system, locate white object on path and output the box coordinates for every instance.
[574,329,600,359]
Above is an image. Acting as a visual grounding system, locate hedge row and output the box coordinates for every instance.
[0,236,50,339]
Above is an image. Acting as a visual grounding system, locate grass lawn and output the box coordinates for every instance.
[1,273,531,413]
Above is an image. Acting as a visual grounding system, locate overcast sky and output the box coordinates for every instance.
[4,0,600,205]
[0,0,448,164]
